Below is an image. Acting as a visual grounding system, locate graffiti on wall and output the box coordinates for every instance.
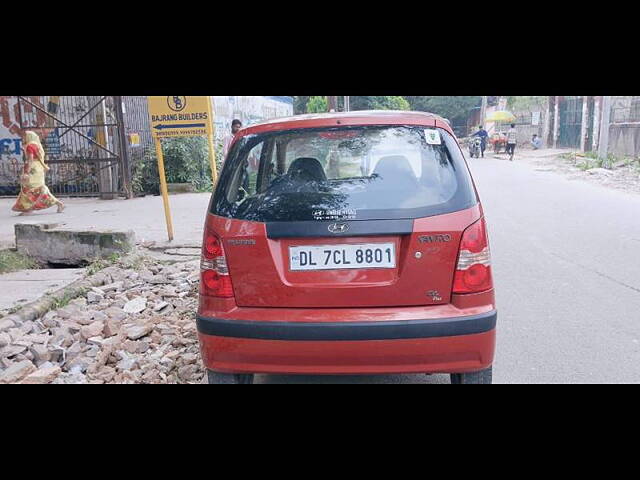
[0,96,121,194]
[0,96,23,192]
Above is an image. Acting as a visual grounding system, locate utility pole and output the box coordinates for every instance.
[598,96,612,160]
[553,96,560,149]
[480,96,488,125]
[580,96,589,152]
[114,96,132,199]
[327,96,338,112]
[591,97,601,152]
[542,96,552,148]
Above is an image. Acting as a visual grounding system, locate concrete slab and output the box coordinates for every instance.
[15,224,135,265]
[0,268,84,311]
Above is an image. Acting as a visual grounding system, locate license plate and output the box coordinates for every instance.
[289,243,396,271]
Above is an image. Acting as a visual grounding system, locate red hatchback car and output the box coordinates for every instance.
[197,111,496,384]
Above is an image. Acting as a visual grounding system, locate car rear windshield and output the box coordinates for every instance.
[211,125,477,222]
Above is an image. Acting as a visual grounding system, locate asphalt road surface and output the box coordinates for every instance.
[258,151,640,384]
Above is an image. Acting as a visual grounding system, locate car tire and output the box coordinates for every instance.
[450,367,492,384]
[207,370,255,384]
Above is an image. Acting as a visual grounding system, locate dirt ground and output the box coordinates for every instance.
[514,150,640,196]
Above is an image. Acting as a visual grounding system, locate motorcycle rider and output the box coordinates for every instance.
[473,125,489,157]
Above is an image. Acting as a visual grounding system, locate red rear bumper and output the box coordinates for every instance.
[197,310,496,375]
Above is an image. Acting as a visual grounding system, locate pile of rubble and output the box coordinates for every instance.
[0,257,206,384]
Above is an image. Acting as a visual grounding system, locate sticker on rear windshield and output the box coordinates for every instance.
[313,209,357,221]
[424,129,442,145]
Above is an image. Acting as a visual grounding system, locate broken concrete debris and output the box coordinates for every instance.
[0,258,204,384]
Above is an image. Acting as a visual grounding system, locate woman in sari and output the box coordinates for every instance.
[12,131,65,215]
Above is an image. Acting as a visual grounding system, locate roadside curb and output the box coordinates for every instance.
[0,270,111,330]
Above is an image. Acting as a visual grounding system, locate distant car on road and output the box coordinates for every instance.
[197,110,497,384]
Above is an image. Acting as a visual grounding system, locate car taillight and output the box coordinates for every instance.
[201,231,234,297]
[452,218,493,294]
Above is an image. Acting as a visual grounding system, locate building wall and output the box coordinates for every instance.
[212,96,293,143]
[607,96,640,158]
[484,104,545,146]
[608,124,640,157]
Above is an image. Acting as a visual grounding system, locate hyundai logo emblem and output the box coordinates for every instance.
[328,223,350,234]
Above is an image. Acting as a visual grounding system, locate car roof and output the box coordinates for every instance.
[237,110,453,137]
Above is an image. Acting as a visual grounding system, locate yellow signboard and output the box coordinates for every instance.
[146,96,218,242]
[147,96,213,138]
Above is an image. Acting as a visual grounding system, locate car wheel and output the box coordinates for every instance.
[450,367,492,384]
[207,369,255,384]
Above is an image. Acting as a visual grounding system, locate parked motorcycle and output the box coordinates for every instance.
[469,137,482,158]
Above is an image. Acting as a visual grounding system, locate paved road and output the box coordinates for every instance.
[259,151,640,384]
[473,153,640,383]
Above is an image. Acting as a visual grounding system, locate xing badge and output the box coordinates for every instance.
[419,234,452,243]
[426,290,443,302]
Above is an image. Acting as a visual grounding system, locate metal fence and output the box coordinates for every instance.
[611,96,640,123]
[121,96,154,189]
[17,96,126,197]
[0,96,157,198]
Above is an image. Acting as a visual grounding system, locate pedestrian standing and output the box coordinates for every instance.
[506,123,517,161]
[223,119,243,157]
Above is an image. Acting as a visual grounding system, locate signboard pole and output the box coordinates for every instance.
[147,96,215,241]
[154,138,174,242]
[207,133,218,187]
[206,102,218,188]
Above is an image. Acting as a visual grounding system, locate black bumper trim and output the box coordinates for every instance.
[196,310,497,341]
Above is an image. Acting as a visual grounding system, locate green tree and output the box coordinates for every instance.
[306,96,328,113]
[506,96,547,112]
[293,96,310,114]
[406,96,481,122]
[294,96,411,114]
[350,96,410,111]
[131,137,214,195]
